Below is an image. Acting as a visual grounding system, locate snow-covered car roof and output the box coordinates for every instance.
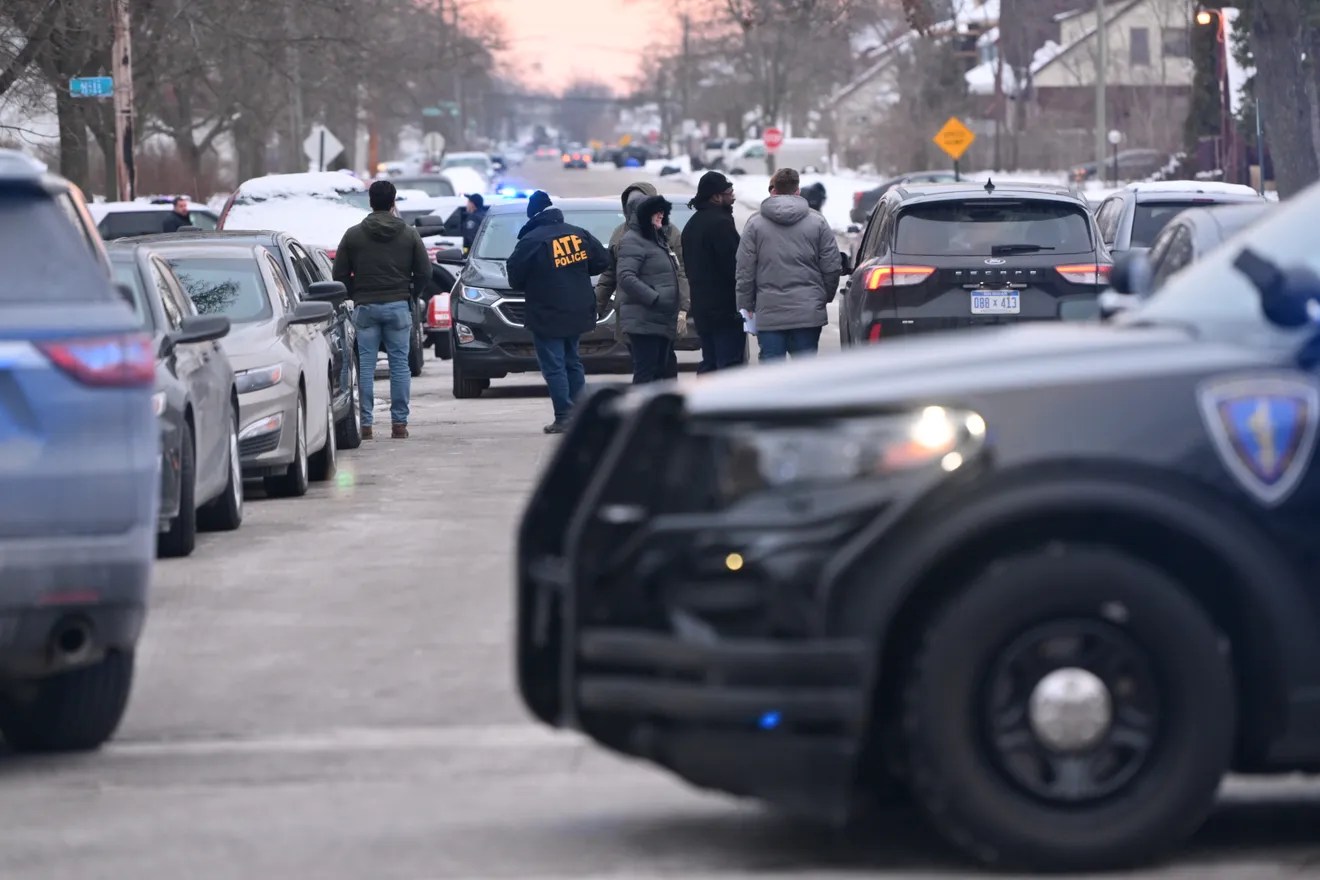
[394,189,433,203]
[1125,181,1262,198]
[441,167,491,197]
[234,171,367,200]
[88,201,218,222]
[442,151,490,162]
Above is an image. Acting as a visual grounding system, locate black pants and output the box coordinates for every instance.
[628,333,674,384]
[697,324,747,373]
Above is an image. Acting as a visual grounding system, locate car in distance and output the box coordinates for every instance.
[0,150,155,751]
[849,170,961,224]
[108,243,243,557]
[89,201,219,240]
[445,198,697,399]
[840,180,1110,346]
[217,171,369,253]
[1093,181,1265,256]
[152,241,341,497]
[562,148,590,170]
[517,177,1320,872]
[386,175,456,198]
[133,230,364,447]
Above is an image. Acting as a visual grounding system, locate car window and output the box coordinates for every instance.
[471,207,693,260]
[895,199,1094,256]
[188,210,218,230]
[151,261,185,330]
[2,191,113,302]
[99,211,176,239]
[166,255,274,323]
[109,259,152,327]
[263,253,296,312]
[287,241,317,292]
[54,191,103,256]
[398,179,455,197]
[1095,198,1123,243]
[1149,225,1195,289]
[154,258,196,320]
[745,145,766,158]
[1130,202,1202,248]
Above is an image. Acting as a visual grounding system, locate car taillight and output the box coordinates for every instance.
[865,265,935,290]
[1056,263,1111,285]
[38,333,155,387]
[562,154,571,162]
[427,293,451,329]
[853,191,864,209]
[324,248,336,260]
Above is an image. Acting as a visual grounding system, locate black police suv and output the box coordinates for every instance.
[132,230,363,448]
[446,198,697,399]
[840,181,1111,346]
[517,182,1320,871]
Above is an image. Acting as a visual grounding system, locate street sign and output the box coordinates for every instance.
[619,134,633,147]
[422,107,443,118]
[422,132,446,157]
[70,76,114,98]
[764,127,784,152]
[933,117,975,161]
[303,124,344,171]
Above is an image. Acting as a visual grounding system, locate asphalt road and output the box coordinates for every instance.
[3,163,1318,879]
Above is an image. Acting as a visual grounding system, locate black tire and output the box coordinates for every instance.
[264,393,309,498]
[452,354,487,399]
[0,651,135,752]
[409,320,425,377]
[157,420,196,558]
[336,360,363,450]
[308,394,337,482]
[434,332,452,360]
[899,546,1235,871]
[198,402,244,532]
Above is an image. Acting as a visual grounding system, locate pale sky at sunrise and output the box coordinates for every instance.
[489,0,671,92]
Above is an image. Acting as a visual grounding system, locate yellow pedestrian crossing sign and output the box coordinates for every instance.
[934,117,975,161]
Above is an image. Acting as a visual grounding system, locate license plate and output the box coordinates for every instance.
[971,291,1020,315]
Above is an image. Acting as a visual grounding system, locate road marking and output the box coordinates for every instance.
[108,723,588,757]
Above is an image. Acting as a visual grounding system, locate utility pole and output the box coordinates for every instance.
[111,0,135,201]
[680,13,691,123]
[451,0,465,149]
[1094,0,1107,174]
[284,2,305,172]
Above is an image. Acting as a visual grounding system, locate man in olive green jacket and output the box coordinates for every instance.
[595,182,690,377]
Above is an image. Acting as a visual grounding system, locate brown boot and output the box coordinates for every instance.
[361,426,373,440]
[391,423,409,439]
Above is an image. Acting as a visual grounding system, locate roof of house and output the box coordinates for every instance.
[1029,0,1146,80]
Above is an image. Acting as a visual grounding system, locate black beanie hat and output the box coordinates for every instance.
[693,171,732,205]
[467,193,484,209]
[527,190,552,218]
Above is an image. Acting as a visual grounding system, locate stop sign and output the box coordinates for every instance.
[764,127,784,152]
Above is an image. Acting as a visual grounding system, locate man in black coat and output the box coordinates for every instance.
[162,196,192,233]
[507,190,611,434]
[681,171,746,372]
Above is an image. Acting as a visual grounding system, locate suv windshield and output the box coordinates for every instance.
[444,157,490,171]
[1,192,111,302]
[473,206,695,260]
[397,178,455,197]
[166,256,272,323]
[896,199,1093,256]
[1131,202,1207,248]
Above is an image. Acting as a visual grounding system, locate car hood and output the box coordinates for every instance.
[680,322,1277,417]
[219,319,283,369]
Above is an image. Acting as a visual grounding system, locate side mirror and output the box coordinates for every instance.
[306,280,348,306]
[1109,251,1152,297]
[162,314,230,356]
[114,282,135,308]
[443,210,464,236]
[1234,248,1320,329]
[1096,290,1139,321]
[847,224,862,234]
[289,300,335,326]
[434,246,466,266]
[839,253,853,275]
[415,214,444,228]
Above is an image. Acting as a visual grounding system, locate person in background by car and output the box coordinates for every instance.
[617,195,684,384]
[595,181,690,378]
[682,171,745,373]
[507,190,611,434]
[333,179,430,439]
[736,167,842,362]
[162,196,191,233]
[803,182,827,213]
[461,193,488,252]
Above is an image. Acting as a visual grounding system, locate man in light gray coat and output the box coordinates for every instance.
[735,167,842,362]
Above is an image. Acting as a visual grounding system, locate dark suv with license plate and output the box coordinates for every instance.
[841,181,1110,346]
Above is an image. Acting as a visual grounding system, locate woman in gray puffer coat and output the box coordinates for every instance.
[617,194,682,384]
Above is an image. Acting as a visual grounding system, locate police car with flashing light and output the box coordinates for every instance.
[516,181,1320,871]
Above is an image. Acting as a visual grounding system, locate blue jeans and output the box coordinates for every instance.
[758,326,822,362]
[353,300,412,427]
[697,325,747,373]
[533,334,584,421]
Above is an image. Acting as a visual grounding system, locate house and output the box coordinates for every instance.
[965,0,1194,169]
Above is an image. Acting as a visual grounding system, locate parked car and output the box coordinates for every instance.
[148,241,342,497]
[89,201,220,240]
[1070,147,1169,182]
[107,242,243,556]
[442,197,700,398]
[562,148,591,170]
[1093,181,1266,256]
[850,170,962,224]
[129,229,366,437]
[441,151,496,184]
[723,137,829,176]
[841,180,1109,345]
[218,171,369,252]
[386,174,456,198]
[0,149,155,751]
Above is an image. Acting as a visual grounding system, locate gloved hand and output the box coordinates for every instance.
[676,310,688,337]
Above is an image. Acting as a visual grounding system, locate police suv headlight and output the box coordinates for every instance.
[713,407,986,497]
[235,364,284,394]
[461,286,501,306]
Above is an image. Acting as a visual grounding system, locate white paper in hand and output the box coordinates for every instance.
[740,309,757,335]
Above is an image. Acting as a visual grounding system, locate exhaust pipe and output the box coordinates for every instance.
[49,617,93,666]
